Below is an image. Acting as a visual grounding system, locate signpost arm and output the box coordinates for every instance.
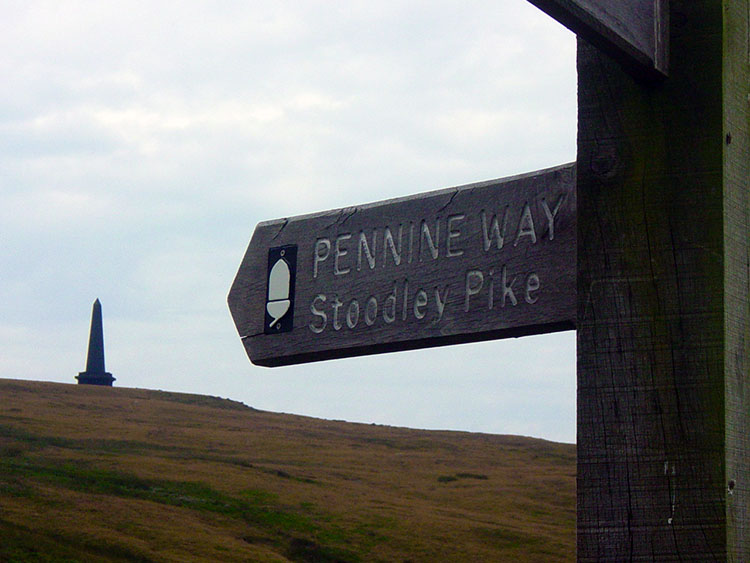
[526,0,669,80]
[229,166,576,367]
[576,0,749,559]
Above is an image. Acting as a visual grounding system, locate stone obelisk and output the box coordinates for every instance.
[76,299,115,386]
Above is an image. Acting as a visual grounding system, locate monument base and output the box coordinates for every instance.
[76,372,115,386]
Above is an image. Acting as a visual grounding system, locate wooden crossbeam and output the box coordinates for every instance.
[526,0,669,79]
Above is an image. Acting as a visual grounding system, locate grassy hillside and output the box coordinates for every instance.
[0,379,575,562]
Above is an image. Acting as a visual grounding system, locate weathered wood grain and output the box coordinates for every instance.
[526,0,669,79]
[723,0,750,557]
[576,0,749,559]
[229,164,576,367]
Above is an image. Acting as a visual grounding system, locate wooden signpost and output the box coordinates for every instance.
[230,0,749,559]
[229,165,576,367]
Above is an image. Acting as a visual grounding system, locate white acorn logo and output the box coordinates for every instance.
[266,254,291,329]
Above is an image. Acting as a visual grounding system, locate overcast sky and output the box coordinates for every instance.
[1,1,577,442]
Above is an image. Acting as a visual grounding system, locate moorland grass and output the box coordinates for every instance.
[0,379,575,562]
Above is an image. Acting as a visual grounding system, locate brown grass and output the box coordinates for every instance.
[0,378,575,562]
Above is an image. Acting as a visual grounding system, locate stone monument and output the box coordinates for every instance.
[76,299,115,386]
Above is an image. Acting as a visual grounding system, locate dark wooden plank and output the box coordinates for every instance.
[229,164,576,367]
[723,0,750,556]
[526,0,668,80]
[576,0,749,558]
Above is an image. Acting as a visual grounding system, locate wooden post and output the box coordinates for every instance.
[576,0,749,559]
